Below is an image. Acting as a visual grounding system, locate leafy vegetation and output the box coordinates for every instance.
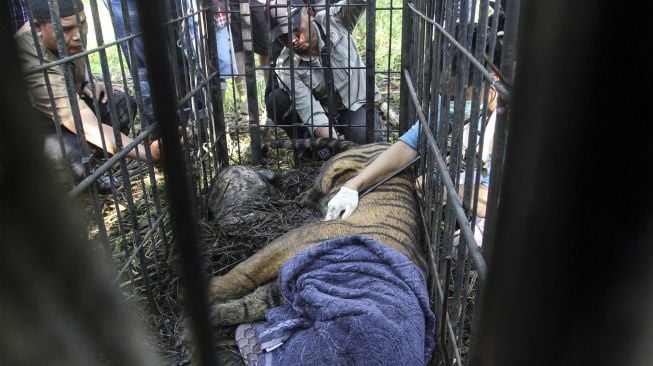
[355,0,404,71]
[87,45,126,84]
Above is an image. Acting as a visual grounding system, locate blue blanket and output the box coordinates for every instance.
[237,234,436,366]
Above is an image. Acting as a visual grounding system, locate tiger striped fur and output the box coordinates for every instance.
[262,138,358,154]
[208,142,427,326]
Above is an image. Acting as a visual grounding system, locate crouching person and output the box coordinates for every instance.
[265,0,384,145]
[15,0,162,192]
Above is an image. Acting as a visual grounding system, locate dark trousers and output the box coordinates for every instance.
[228,0,270,55]
[42,91,136,185]
[265,88,383,144]
[106,0,155,134]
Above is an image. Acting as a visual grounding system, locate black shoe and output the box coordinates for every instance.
[96,174,121,194]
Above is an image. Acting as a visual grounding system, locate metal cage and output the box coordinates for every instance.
[3,0,517,365]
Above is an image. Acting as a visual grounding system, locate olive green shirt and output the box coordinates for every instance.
[14,23,89,125]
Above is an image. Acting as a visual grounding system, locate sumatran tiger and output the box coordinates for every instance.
[207,142,428,326]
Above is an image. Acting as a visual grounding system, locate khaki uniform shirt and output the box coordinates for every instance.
[14,23,89,125]
[276,0,381,128]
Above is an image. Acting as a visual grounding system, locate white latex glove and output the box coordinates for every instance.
[325,187,359,220]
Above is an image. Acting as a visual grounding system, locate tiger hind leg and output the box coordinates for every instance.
[210,281,284,326]
[209,267,261,303]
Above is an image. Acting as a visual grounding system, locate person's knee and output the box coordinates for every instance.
[343,107,384,143]
[265,88,287,102]
[265,89,305,139]
[265,88,291,116]
[341,108,366,144]
[345,127,366,144]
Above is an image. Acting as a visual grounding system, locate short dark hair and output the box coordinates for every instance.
[30,0,84,21]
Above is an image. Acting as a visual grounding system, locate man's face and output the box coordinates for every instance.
[35,11,87,56]
[278,10,318,54]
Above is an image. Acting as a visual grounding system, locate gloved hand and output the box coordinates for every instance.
[325,187,359,220]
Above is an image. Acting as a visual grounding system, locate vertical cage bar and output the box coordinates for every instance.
[365,0,376,143]
[134,0,216,364]
[239,0,262,164]
[398,0,414,133]
[481,0,518,267]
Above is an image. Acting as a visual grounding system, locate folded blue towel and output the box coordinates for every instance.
[238,234,436,366]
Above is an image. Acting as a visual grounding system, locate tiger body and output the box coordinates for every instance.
[208,142,427,326]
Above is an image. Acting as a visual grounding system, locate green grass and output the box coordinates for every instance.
[87,46,128,84]
[355,0,405,110]
[355,0,404,71]
[82,0,132,84]
[221,77,267,115]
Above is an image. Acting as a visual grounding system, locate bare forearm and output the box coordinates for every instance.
[343,141,417,191]
[63,110,160,162]
[89,124,159,162]
[62,110,121,154]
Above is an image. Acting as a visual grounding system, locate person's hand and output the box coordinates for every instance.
[376,101,399,129]
[149,139,162,161]
[325,187,359,220]
[82,81,107,103]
